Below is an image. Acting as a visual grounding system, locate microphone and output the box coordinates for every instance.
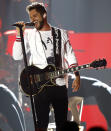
[12,22,35,26]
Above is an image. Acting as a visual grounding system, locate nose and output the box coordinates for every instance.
[31,18,35,23]
[30,16,35,22]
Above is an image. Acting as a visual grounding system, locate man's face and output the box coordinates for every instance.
[29,9,44,30]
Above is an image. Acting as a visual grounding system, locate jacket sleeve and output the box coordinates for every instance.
[12,31,30,60]
[63,30,78,67]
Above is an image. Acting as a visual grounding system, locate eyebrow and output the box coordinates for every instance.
[30,13,38,19]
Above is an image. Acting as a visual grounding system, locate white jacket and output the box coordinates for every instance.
[12,27,77,85]
[13,28,77,68]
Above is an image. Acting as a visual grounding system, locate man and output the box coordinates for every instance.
[12,2,80,131]
[68,75,84,125]
[68,96,84,124]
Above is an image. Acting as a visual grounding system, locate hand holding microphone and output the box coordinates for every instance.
[13,21,25,36]
[12,21,34,36]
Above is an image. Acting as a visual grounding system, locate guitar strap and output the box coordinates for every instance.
[51,27,62,68]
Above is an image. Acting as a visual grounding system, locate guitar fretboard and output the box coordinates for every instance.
[50,64,90,78]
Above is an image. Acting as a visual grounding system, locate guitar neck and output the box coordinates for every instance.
[50,63,91,78]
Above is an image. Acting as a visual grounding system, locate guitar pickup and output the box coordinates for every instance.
[29,74,40,84]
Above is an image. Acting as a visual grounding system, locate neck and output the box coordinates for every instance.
[38,22,51,31]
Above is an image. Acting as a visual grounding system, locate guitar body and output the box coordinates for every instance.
[20,65,56,96]
[20,59,107,96]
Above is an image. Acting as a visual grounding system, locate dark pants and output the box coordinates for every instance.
[34,85,68,129]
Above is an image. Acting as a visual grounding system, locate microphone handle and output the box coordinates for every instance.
[25,22,35,26]
[12,22,35,26]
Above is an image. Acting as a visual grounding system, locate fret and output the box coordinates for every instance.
[70,68,74,72]
[75,66,79,70]
[80,65,84,69]
[86,64,90,68]
[69,68,72,72]
[72,68,76,71]
[64,69,67,74]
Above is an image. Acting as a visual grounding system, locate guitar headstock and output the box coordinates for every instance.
[90,58,107,68]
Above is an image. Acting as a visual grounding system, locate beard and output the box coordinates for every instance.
[35,19,44,30]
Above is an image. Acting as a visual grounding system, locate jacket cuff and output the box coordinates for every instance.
[16,36,21,42]
[69,63,78,68]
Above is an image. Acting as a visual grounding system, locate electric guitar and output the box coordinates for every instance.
[20,59,107,96]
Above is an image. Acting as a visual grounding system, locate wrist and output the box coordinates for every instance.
[74,71,80,77]
[16,35,21,42]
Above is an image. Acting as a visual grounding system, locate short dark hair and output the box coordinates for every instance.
[26,2,47,15]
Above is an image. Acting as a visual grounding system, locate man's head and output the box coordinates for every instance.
[26,2,47,30]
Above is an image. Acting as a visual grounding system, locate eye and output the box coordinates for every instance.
[33,14,38,18]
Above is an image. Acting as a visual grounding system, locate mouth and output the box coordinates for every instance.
[33,21,38,25]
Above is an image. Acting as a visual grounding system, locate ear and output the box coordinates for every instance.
[43,13,47,19]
